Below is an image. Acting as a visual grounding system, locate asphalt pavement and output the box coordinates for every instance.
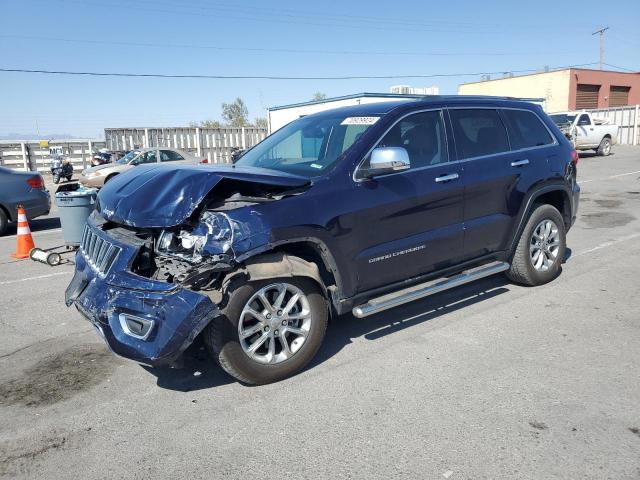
[0,147,639,479]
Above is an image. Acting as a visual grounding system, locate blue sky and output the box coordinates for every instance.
[1,0,638,138]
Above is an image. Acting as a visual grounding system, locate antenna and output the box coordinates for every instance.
[592,27,609,70]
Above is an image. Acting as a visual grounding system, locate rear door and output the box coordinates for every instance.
[160,149,186,163]
[350,109,465,292]
[451,107,557,259]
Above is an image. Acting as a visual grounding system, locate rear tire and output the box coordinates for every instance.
[597,137,611,156]
[0,209,8,236]
[204,276,328,385]
[507,204,566,286]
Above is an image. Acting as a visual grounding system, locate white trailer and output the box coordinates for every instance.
[267,93,428,133]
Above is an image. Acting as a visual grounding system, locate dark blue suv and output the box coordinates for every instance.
[66,96,580,384]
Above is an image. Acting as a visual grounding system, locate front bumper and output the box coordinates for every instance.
[79,174,105,189]
[65,218,220,366]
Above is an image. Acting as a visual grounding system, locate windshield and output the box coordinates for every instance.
[235,113,380,177]
[549,114,576,125]
[116,150,141,165]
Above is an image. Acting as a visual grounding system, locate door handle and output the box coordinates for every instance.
[435,173,459,183]
[510,159,529,167]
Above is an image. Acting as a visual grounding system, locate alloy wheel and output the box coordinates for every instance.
[529,219,560,272]
[238,283,312,364]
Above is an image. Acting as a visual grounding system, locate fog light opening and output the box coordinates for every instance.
[118,313,155,340]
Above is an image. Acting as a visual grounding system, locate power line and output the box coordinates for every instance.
[0,34,584,58]
[0,63,599,81]
[50,0,564,35]
[109,0,542,30]
[603,63,638,73]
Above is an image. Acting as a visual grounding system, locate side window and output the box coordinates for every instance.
[577,114,591,126]
[161,150,185,162]
[132,151,157,165]
[449,109,510,159]
[501,109,555,149]
[375,110,448,169]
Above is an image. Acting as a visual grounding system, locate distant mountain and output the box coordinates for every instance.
[0,133,77,140]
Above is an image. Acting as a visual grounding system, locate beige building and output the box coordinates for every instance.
[459,68,640,113]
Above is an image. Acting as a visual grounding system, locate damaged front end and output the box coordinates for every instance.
[65,164,310,366]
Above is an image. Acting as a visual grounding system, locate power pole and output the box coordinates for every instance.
[592,27,609,70]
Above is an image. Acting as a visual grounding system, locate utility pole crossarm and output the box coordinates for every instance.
[592,27,609,70]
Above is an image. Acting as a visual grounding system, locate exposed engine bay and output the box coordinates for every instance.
[124,178,309,290]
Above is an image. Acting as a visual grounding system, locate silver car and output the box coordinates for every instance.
[0,166,51,235]
[78,147,205,188]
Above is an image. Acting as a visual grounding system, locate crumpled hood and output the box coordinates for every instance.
[97,164,309,228]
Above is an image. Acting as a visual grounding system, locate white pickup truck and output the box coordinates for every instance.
[549,111,618,156]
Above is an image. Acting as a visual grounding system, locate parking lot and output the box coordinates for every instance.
[0,147,639,479]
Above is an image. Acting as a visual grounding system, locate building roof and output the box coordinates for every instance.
[460,67,639,86]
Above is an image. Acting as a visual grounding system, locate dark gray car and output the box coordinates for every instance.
[0,166,51,235]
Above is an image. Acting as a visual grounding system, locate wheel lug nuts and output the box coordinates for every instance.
[277,310,283,316]
[266,313,272,319]
[282,320,287,326]
[274,330,279,335]
[264,326,270,332]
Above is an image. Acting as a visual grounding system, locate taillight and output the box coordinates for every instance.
[570,150,579,165]
[27,176,44,189]
[200,158,209,164]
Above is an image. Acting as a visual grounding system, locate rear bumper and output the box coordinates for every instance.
[65,219,220,366]
[8,190,50,221]
[570,182,580,229]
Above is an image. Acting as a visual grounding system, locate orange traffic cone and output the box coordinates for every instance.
[11,206,36,259]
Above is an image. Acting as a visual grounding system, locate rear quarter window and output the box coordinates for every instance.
[501,109,555,150]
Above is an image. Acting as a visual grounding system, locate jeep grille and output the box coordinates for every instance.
[80,225,120,276]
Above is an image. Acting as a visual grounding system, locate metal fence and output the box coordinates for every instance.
[0,127,269,172]
[105,126,268,163]
[0,139,106,173]
[587,104,639,146]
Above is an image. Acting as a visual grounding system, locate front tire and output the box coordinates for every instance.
[597,137,612,156]
[507,204,566,286]
[53,174,60,184]
[104,173,118,184]
[204,276,328,385]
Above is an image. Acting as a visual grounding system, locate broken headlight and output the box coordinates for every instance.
[201,211,233,241]
[156,212,234,259]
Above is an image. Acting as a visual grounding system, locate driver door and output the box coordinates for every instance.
[349,110,465,292]
[575,114,597,147]
[134,149,158,165]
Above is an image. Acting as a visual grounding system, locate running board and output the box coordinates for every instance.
[352,261,510,318]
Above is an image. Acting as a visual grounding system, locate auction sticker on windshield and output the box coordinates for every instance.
[341,116,380,125]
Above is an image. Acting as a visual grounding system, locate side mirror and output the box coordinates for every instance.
[363,147,410,177]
